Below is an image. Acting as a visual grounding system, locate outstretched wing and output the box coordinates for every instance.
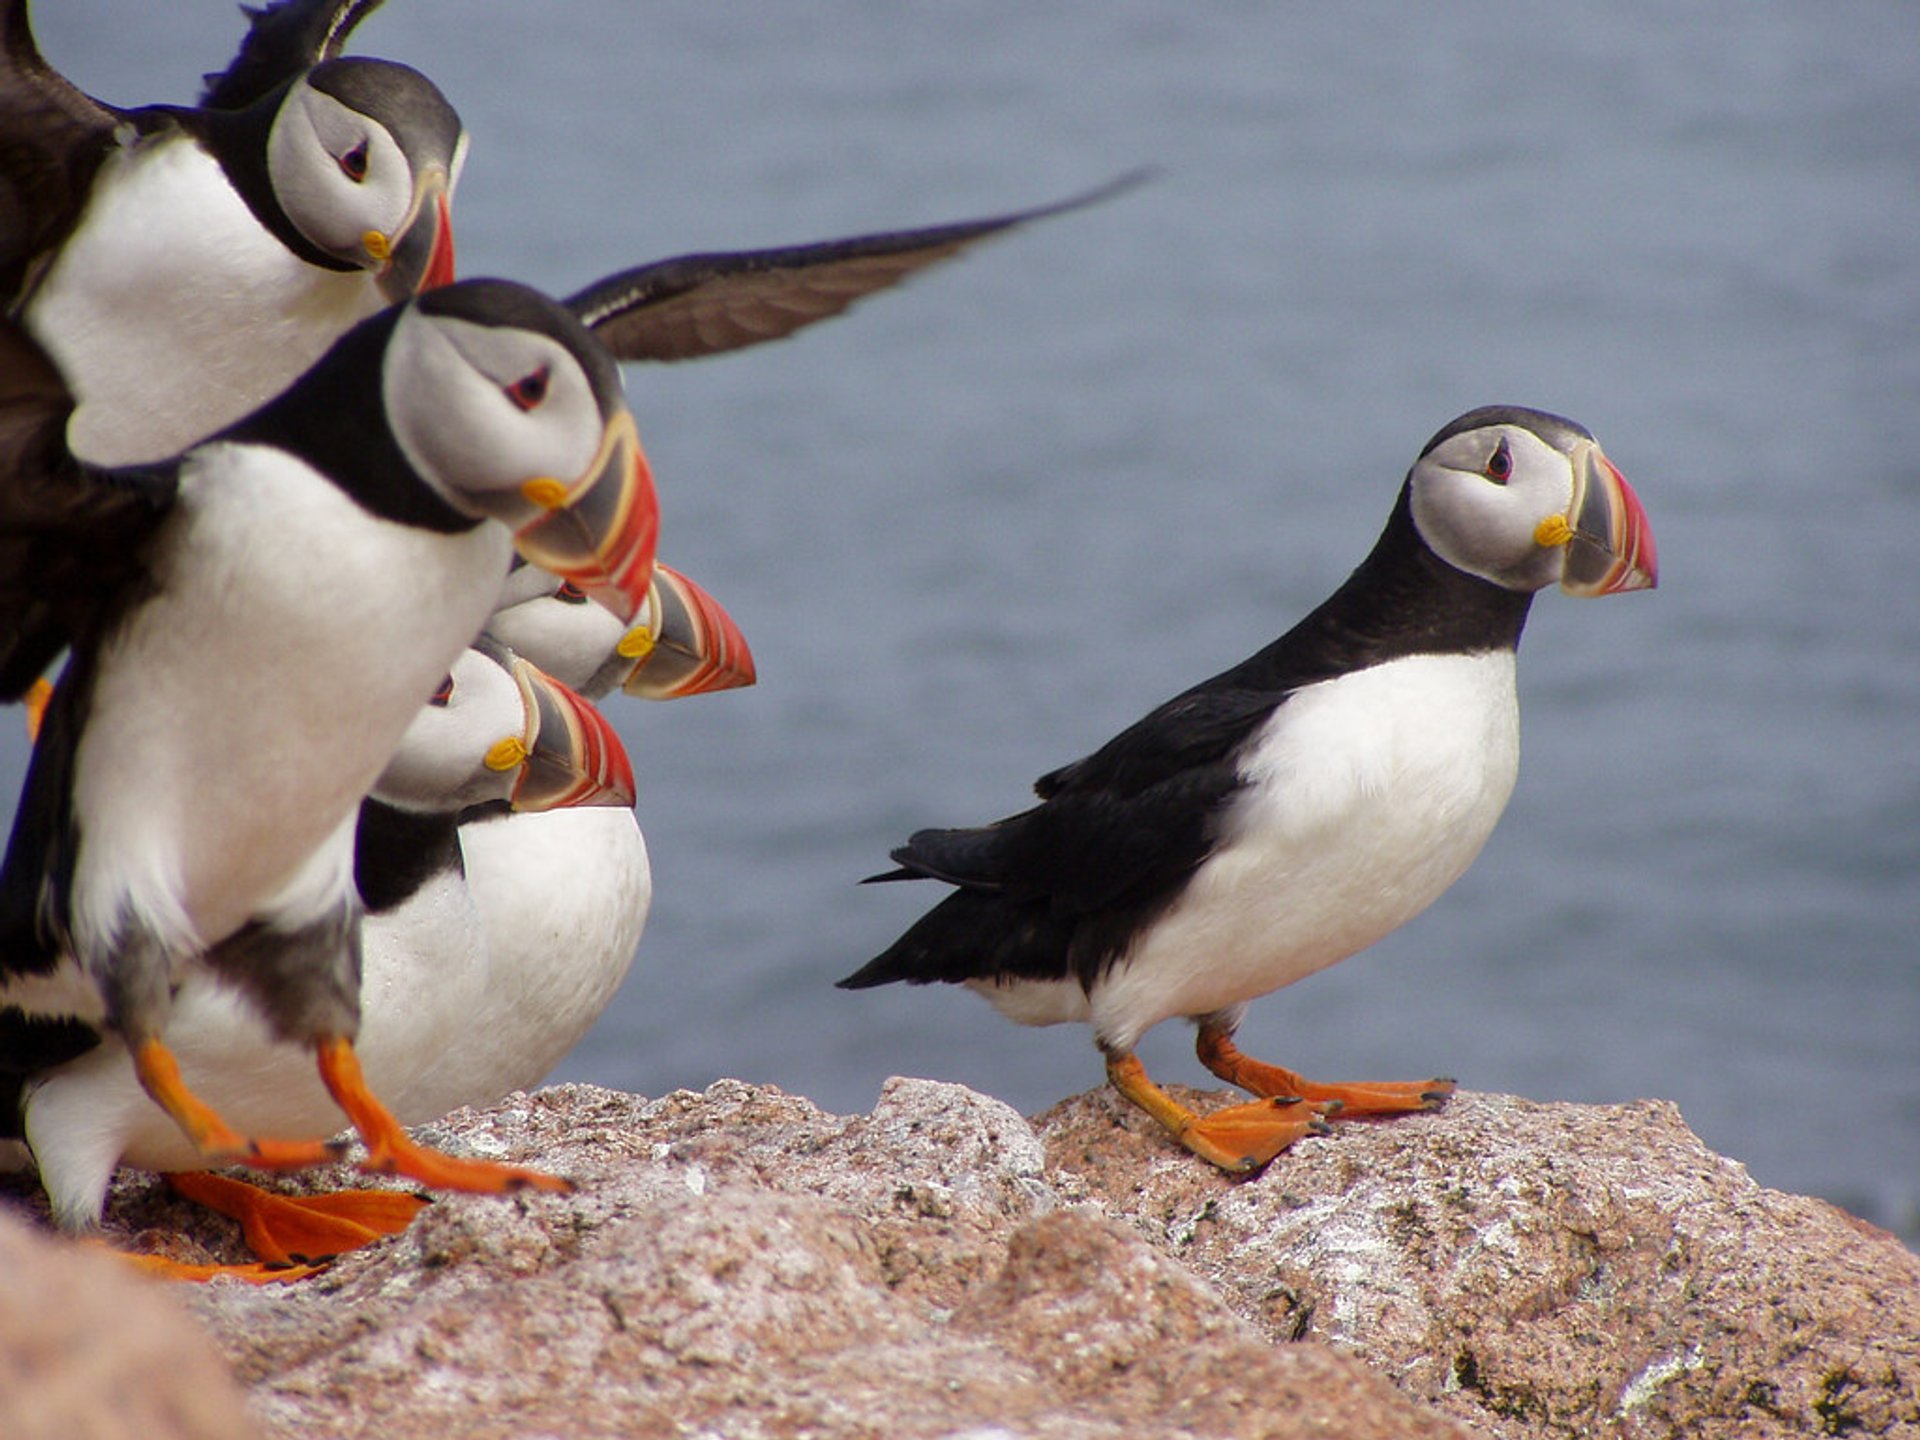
[567,170,1151,364]
[0,0,121,301]
[200,0,388,109]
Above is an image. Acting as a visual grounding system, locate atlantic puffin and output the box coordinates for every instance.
[0,277,658,1205]
[3,0,464,465]
[841,407,1658,1171]
[487,560,756,700]
[3,639,635,1262]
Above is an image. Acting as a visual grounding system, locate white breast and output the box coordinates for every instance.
[68,444,511,962]
[454,806,651,1084]
[25,136,383,466]
[1087,651,1521,1052]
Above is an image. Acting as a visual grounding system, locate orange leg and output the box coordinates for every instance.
[1104,1048,1328,1174]
[1195,1024,1455,1116]
[131,1038,348,1171]
[165,1170,430,1267]
[314,1036,573,1195]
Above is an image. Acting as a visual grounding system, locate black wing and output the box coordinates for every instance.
[0,317,174,698]
[566,170,1151,364]
[843,723,1253,990]
[200,0,387,109]
[0,0,122,301]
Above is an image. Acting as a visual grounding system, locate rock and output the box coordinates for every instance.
[4,1079,1913,1439]
[1037,1084,1920,1440]
[0,1207,257,1440]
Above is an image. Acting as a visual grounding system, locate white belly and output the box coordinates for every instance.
[986,652,1521,1053]
[68,445,510,963]
[25,137,382,466]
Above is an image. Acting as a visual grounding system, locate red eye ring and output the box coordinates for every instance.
[555,580,590,604]
[505,366,551,412]
[428,674,455,707]
[1485,438,1513,484]
[339,141,370,182]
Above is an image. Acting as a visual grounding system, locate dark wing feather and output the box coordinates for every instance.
[0,0,121,301]
[0,317,174,698]
[1034,686,1282,799]
[200,0,387,109]
[567,170,1151,363]
[843,744,1247,991]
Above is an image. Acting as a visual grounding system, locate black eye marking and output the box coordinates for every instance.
[1485,437,1513,484]
[428,674,455,707]
[339,141,370,182]
[505,365,551,412]
[555,581,590,604]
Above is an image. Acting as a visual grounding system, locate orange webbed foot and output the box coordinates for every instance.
[165,1170,430,1267]
[1173,1095,1331,1173]
[1105,1048,1330,1174]
[87,1236,326,1286]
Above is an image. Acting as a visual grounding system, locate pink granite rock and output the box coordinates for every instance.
[4,1078,1912,1440]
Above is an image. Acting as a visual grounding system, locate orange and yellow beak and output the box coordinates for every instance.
[616,564,757,699]
[372,172,456,301]
[1555,442,1659,596]
[511,410,659,625]
[489,656,636,811]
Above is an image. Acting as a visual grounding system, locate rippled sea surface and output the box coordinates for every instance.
[29,2,1920,1238]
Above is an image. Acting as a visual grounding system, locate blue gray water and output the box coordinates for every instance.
[29,3,1920,1239]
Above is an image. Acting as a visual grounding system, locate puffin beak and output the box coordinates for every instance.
[511,409,659,624]
[372,169,456,301]
[495,656,637,811]
[616,564,758,699]
[1555,442,1659,596]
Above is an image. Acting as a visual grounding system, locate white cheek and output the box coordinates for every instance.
[383,313,603,504]
[268,97,410,257]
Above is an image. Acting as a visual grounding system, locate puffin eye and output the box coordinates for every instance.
[555,581,590,604]
[427,674,454,707]
[1485,438,1513,485]
[338,141,370,182]
[505,366,551,412]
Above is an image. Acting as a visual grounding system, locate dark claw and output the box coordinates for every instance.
[323,1137,351,1157]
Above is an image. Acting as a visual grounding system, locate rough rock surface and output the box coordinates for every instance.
[3,1080,1915,1440]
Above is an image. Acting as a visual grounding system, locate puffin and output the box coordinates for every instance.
[4,0,464,464]
[487,560,756,700]
[4,639,636,1266]
[0,277,658,1211]
[841,407,1658,1172]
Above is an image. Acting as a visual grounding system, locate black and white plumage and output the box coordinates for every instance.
[842,406,1658,1172]
[3,0,464,464]
[0,276,659,1213]
[5,640,640,1232]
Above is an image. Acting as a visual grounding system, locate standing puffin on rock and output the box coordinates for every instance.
[2,0,465,464]
[0,277,658,1220]
[841,407,1657,1172]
